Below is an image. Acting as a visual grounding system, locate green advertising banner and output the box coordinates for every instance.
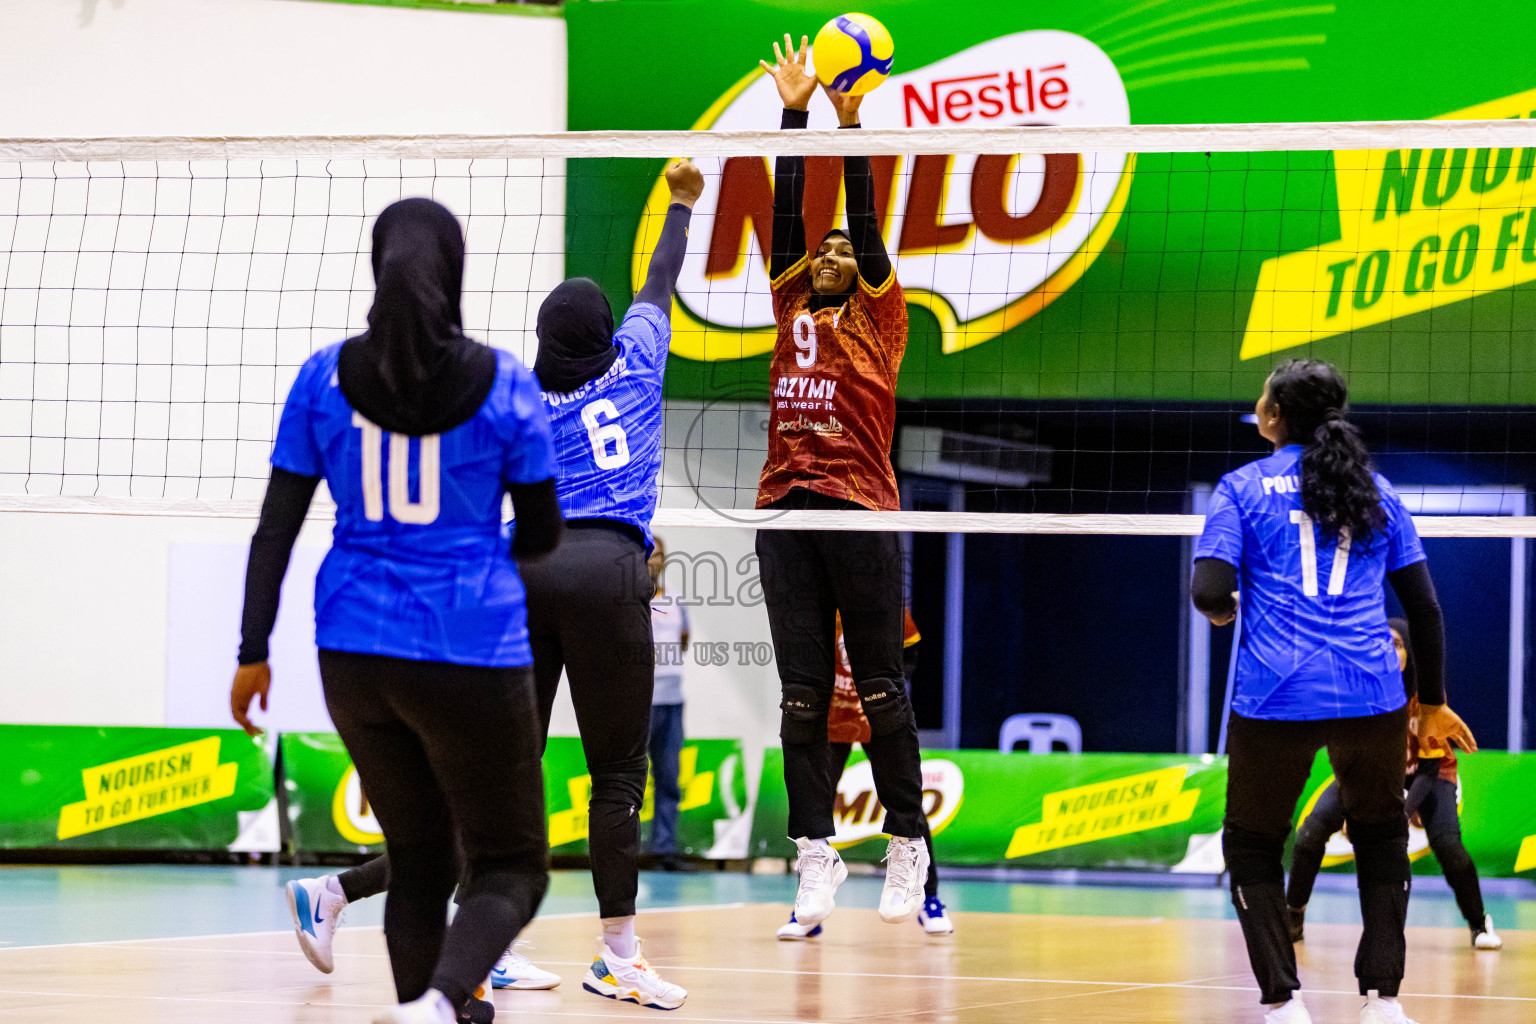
[282,732,750,857]
[0,725,275,850]
[748,749,1536,877]
[566,0,1536,405]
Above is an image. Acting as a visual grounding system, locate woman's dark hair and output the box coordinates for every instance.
[1266,358,1385,542]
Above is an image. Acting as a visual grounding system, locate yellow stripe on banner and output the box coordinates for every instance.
[1515,834,1536,874]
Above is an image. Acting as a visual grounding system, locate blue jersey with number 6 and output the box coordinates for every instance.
[270,345,555,667]
[1194,444,1425,721]
[539,301,669,549]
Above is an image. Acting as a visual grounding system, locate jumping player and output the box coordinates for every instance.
[1192,358,1476,1024]
[519,157,704,1011]
[755,36,930,931]
[778,607,954,939]
[230,198,563,1024]
[1287,618,1500,950]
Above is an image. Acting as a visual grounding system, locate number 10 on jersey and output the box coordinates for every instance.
[354,412,440,524]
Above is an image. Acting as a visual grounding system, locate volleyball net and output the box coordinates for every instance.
[3,121,1536,537]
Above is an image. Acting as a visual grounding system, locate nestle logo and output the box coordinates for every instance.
[903,65,1069,126]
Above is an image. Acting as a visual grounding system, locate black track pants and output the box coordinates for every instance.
[1225,708,1410,1004]
[1408,775,1487,928]
[319,650,548,1009]
[756,502,925,841]
[520,524,654,919]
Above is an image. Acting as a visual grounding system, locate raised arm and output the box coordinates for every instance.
[825,86,893,288]
[761,35,817,281]
[634,159,704,310]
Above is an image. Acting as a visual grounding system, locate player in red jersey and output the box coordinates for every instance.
[754,35,929,932]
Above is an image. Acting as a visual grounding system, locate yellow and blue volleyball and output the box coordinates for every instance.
[812,13,895,96]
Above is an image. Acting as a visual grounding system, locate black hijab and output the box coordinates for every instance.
[337,198,497,436]
[809,229,856,313]
[534,278,617,393]
[1388,616,1418,700]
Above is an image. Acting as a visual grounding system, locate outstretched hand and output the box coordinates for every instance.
[760,34,817,112]
[665,158,704,208]
[230,662,271,737]
[1417,702,1477,754]
[821,82,863,126]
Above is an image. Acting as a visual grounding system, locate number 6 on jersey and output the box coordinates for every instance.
[581,399,631,469]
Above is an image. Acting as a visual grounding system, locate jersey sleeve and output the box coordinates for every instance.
[615,301,672,375]
[1379,479,1427,570]
[500,362,557,486]
[857,274,908,348]
[770,256,811,323]
[270,356,324,478]
[1193,476,1245,567]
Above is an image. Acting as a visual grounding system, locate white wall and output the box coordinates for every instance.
[0,0,569,724]
[0,0,566,137]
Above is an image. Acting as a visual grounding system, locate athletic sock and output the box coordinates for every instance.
[602,916,637,959]
[805,837,831,848]
[325,875,347,901]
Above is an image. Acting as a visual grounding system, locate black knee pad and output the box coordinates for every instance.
[780,684,831,745]
[854,676,912,738]
[1222,822,1287,888]
[589,754,649,812]
[1347,815,1411,887]
[1295,812,1336,851]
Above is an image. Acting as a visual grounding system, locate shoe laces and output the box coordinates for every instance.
[797,844,836,891]
[882,837,922,893]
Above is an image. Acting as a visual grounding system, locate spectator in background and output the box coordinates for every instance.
[648,536,691,870]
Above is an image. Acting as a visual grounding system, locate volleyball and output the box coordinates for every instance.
[812,13,895,95]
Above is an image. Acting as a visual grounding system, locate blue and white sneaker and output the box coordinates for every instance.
[582,939,687,1010]
[918,896,954,935]
[286,875,347,973]
[491,943,561,990]
[776,911,824,941]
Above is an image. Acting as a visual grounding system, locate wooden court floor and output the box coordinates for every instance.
[0,900,1528,1024]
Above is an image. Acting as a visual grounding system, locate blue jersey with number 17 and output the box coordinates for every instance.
[539,301,669,549]
[270,345,555,668]
[1194,444,1425,722]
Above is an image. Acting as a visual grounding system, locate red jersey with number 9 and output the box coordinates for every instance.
[756,257,907,511]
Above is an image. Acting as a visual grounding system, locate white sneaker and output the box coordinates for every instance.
[918,896,954,935]
[581,939,687,1010]
[1359,991,1418,1024]
[373,990,455,1024]
[878,835,929,923]
[285,875,347,974]
[1263,996,1312,1024]
[491,943,561,989]
[792,837,847,927]
[775,911,823,941]
[1473,913,1503,950]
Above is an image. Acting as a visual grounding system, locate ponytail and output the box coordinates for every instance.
[1267,360,1385,543]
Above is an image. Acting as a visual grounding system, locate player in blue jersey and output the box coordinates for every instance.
[517,157,703,1011]
[1192,359,1475,1024]
[228,198,565,1024]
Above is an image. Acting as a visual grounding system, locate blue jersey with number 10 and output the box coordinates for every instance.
[540,302,669,549]
[270,345,555,668]
[1194,444,1426,722]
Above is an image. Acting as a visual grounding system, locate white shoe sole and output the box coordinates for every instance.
[793,857,848,927]
[492,974,561,990]
[582,972,685,1010]
[285,882,335,974]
